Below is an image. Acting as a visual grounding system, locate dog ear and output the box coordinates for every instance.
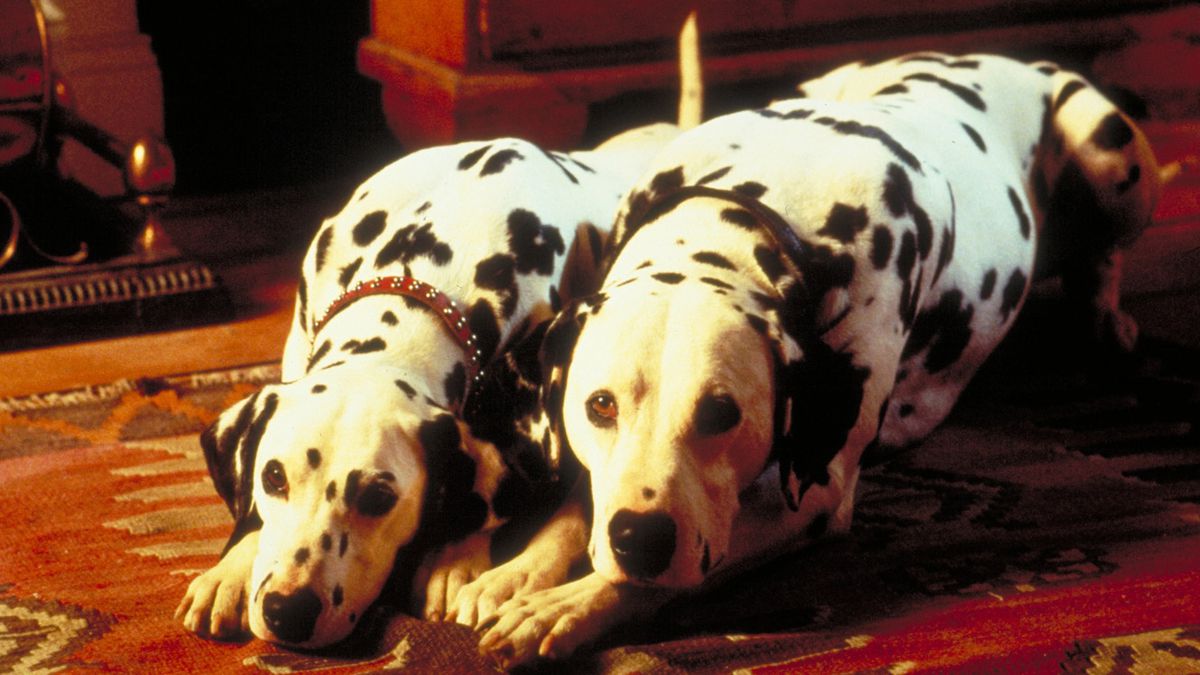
[553,222,609,311]
[771,335,869,511]
[536,296,595,473]
[200,388,280,527]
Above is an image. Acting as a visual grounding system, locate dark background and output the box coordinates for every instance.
[137,3,401,197]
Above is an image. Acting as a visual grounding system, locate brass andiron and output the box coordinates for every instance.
[0,0,231,349]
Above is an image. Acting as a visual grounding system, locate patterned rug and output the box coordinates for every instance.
[2,299,1200,674]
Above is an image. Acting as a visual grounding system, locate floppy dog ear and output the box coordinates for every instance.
[536,296,595,474]
[553,222,609,311]
[768,282,870,511]
[199,389,279,542]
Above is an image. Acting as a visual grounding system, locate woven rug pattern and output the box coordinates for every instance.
[2,321,1200,673]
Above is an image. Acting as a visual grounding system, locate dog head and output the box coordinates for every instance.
[200,363,496,647]
[542,197,803,588]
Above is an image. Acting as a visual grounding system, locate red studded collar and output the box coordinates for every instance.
[311,276,482,388]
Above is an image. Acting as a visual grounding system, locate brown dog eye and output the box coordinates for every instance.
[263,459,288,497]
[356,482,398,517]
[586,392,618,427]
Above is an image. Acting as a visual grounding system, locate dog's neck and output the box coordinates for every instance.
[306,293,476,410]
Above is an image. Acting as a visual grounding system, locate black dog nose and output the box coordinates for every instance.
[608,509,676,580]
[262,588,322,644]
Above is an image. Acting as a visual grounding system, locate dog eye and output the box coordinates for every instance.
[694,393,741,437]
[586,392,618,427]
[262,459,288,497]
[356,483,398,517]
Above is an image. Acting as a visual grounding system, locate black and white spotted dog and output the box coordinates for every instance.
[172,123,697,647]
[466,53,1167,664]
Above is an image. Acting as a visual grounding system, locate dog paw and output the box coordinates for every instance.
[417,532,493,622]
[176,532,257,639]
[447,547,572,628]
[475,573,651,668]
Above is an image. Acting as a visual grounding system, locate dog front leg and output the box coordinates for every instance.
[449,475,590,627]
[176,530,258,639]
[476,571,670,669]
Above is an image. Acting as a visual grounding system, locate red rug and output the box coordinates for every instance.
[2,305,1200,673]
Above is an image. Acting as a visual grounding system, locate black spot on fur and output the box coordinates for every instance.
[332,585,343,607]
[934,226,956,285]
[444,362,467,406]
[1053,80,1087,112]
[902,289,975,374]
[306,448,321,469]
[694,393,741,436]
[652,272,685,284]
[457,144,491,170]
[1007,187,1031,240]
[294,548,310,565]
[475,253,519,318]
[875,83,909,96]
[1037,64,1059,75]
[1000,268,1028,321]
[352,211,387,246]
[884,164,934,258]
[311,384,326,394]
[692,251,735,270]
[818,203,869,243]
[321,533,332,551]
[980,268,997,300]
[338,257,362,288]
[538,148,579,184]
[343,470,361,510]
[813,116,922,171]
[480,148,525,176]
[415,201,431,214]
[326,481,336,501]
[636,260,653,270]
[754,245,785,283]
[696,166,732,185]
[507,209,565,276]
[746,313,768,334]
[395,379,416,399]
[381,311,398,326]
[339,532,348,557]
[348,337,387,354]
[1117,164,1141,193]
[375,223,454,268]
[650,166,685,195]
[960,123,987,152]
[307,340,332,371]
[732,181,768,199]
[315,227,333,273]
[871,226,893,270]
[720,208,758,231]
[701,276,734,290]
[1091,113,1134,150]
[467,298,501,362]
[903,73,986,111]
[755,108,814,120]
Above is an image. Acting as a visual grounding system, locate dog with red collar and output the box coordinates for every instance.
[173,117,700,647]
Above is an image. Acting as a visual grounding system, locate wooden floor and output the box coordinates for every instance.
[0,127,1197,400]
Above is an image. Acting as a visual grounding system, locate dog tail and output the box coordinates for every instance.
[677,11,703,130]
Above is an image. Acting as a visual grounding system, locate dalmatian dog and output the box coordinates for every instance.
[466,53,1167,665]
[174,14,703,650]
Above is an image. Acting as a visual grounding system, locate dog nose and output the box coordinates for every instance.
[262,588,322,644]
[608,509,676,580]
